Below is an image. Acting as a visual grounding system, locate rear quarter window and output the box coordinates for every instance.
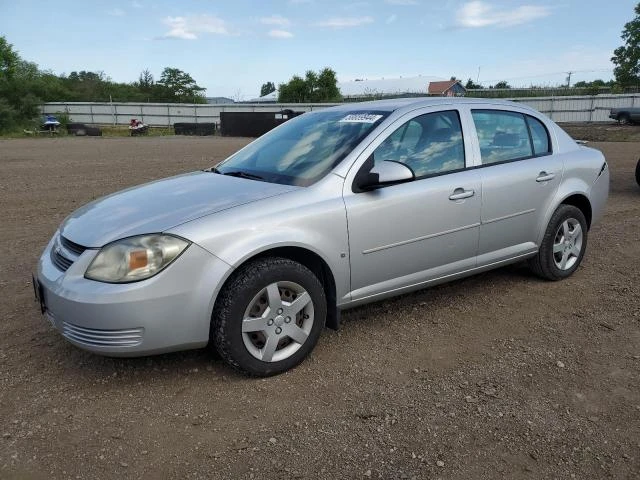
[526,115,551,156]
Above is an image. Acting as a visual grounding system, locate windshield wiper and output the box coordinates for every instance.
[222,170,265,181]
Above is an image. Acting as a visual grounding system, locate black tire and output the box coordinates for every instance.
[75,128,87,136]
[86,127,102,136]
[528,205,588,281]
[635,158,640,187]
[66,123,86,135]
[211,257,326,376]
[619,113,632,125]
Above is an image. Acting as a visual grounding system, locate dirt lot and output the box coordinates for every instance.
[0,136,639,479]
[562,122,640,143]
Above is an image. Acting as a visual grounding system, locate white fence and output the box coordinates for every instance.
[511,93,640,123]
[41,93,640,126]
[40,102,338,127]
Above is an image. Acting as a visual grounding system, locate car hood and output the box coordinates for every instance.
[60,171,298,247]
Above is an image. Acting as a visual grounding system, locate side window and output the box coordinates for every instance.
[526,115,551,155]
[471,110,533,165]
[373,110,465,178]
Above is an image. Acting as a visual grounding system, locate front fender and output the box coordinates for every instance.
[168,186,351,307]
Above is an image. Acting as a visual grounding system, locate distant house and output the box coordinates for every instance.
[428,80,466,97]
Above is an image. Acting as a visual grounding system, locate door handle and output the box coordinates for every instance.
[536,171,556,182]
[449,188,475,201]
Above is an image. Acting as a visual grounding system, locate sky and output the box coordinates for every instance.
[0,0,637,99]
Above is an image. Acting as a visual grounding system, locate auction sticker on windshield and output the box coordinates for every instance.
[339,114,384,123]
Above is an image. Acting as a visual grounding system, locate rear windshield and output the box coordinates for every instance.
[216,110,389,186]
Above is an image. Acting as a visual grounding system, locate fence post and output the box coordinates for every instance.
[90,104,94,124]
[167,105,171,127]
[549,96,554,121]
[589,95,595,123]
[140,104,144,124]
[195,104,198,124]
[113,104,118,126]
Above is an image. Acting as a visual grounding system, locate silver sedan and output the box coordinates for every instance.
[35,98,609,376]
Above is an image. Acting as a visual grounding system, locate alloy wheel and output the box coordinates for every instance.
[552,218,583,271]
[241,281,314,362]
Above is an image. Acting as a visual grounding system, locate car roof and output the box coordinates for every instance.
[330,97,536,115]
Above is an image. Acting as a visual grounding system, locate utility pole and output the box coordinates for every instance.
[565,71,573,88]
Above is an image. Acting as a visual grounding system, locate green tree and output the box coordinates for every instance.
[493,81,511,89]
[465,78,482,89]
[260,81,276,97]
[0,36,19,80]
[136,69,155,92]
[157,67,206,102]
[315,68,341,102]
[612,3,640,85]
[278,67,342,103]
[0,36,42,131]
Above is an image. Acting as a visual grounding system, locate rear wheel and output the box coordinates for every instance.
[212,257,326,376]
[619,113,632,125]
[529,205,588,280]
[636,158,640,187]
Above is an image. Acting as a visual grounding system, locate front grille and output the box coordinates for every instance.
[60,236,87,256]
[50,235,89,272]
[61,322,144,347]
[51,249,73,271]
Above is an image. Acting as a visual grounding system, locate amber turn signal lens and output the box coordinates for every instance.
[129,250,148,270]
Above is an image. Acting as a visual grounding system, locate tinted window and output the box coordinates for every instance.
[472,110,533,165]
[527,115,551,155]
[373,110,465,178]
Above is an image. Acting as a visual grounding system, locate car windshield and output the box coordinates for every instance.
[215,110,389,186]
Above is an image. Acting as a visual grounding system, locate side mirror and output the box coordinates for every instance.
[354,159,415,192]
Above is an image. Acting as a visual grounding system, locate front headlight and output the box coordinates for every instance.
[85,234,190,283]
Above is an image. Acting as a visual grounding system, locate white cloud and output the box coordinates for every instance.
[132,1,142,8]
[260,15,291,27]
[289,0,313,3]
[456,1,550,28]
[160,15,229,40]
[315,16,374,28]
[268,29,294,38]
[385,0,418,5]
[386,14,398,24]
[108,8,125,16]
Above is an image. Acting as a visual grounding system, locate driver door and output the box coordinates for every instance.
[342,108,481,302]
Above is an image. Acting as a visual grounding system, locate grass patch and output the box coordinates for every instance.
[0,125,177,139]
[100,126,176,137]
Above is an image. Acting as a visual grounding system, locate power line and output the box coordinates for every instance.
[478,68,613,85]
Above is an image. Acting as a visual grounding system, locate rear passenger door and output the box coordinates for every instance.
[470,109,562,264]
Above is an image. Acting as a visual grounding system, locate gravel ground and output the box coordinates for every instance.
[0,136,639,479]
[562,123,640,143]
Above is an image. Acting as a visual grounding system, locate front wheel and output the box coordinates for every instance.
[529,205,588,281]
[212,257,326,376]
[635,158,640,187]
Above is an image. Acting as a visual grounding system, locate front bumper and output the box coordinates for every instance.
[36,233,233,356]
